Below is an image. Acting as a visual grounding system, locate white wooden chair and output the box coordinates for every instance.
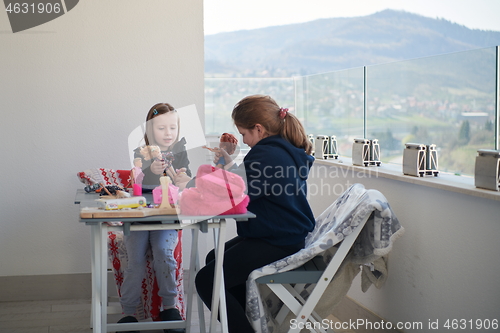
[246,184,404,333]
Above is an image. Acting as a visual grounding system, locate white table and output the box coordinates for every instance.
[76,190,255,333]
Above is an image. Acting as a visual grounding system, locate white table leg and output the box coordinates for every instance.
[100,223,108,332]
[213,224,228,333]
[90,223,102,332]
[186,229,205,333]
[196,262,206,333]
[210,219,227,333]
[90,225,94,329]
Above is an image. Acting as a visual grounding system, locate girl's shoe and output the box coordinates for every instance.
[116,315,140,333]
[159,308,185,333]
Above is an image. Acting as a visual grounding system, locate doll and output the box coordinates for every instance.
[99,184,130,198]
[203,133,238,168]
[130,157,144,186]
[139,145,162,161]
[138,145,175,175]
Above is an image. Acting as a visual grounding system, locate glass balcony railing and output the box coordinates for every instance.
[364,47,497,175]
[204,77,294,136]
[294,67,365,159]
[205,46,499,177]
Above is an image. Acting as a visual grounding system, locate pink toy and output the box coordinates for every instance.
[133,183,142,196]
[179,164,249,216]
[152,183,179,205]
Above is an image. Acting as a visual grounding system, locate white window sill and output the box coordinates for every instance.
[313,157,500,202]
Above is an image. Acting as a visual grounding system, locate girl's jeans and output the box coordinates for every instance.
[120,229,178,315]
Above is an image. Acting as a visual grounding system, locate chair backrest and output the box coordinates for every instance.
[305,182,370,249]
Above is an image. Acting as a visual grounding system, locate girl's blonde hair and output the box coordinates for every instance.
[232,95,312,155]
[143,102,180,149]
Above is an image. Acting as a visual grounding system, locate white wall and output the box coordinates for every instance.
[0,0,205,277]
[307,164,500,330]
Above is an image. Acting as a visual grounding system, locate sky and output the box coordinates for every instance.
[204,0,500,35]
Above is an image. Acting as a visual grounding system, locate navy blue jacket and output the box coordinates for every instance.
[233,135,315,246]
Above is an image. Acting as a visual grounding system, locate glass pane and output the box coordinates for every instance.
[205,78,295,136]
[294,68,365,158]
[365,47,497,176]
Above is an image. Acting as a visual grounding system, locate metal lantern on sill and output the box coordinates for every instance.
[329,135,339,159]
[308,134,315,155]
[474,149,500,191]
[426,144,439,175]
[352,138,381,167]
[314,135,339,159]
[403,143,439,177]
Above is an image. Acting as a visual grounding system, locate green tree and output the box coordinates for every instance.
[485,119,493,132]
[458,120,470,144]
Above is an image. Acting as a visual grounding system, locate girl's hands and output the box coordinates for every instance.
[166,166,192,191]
[150,159,167,175]
[214,148,234,169]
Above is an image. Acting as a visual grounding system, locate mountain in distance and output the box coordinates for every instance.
[205,9,500,77]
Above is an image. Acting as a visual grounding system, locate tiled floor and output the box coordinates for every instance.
[0,297,221,333]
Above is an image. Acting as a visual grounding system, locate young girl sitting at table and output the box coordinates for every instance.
[118,103,191,333]
[195,95,316,333]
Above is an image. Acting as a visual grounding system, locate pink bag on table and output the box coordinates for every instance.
[180,164,249,216]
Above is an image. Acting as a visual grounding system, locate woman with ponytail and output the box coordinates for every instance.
[196,95,315,333]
